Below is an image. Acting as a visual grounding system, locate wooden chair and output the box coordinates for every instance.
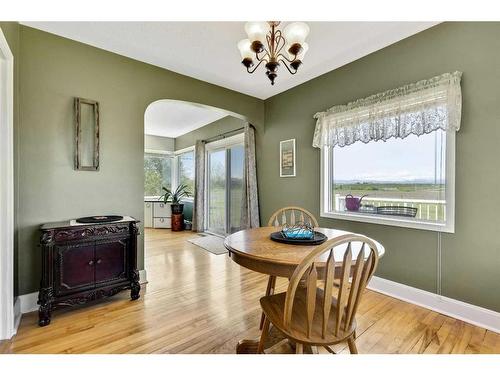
[257,234,379,354]
[259,207,319,329]
[267,206,319,228]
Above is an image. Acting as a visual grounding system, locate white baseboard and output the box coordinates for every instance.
[15,269,149,317]
[139,269,148,285]
[17,291,38,315]
[12,297,22,335]
[368,276,500,334]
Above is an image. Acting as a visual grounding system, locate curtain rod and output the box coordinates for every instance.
[203,123,254,143]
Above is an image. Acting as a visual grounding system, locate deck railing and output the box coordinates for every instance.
[334,194,446,221]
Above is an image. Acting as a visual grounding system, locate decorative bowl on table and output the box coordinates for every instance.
[270,222,327,245]
[76,215,124,224]
[282,223,314,239]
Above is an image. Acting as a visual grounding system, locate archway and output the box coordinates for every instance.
[142,99,249,285]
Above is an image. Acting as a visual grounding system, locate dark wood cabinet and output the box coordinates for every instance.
[38,217,140,326]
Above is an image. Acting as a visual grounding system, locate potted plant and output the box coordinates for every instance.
[159,184,192,215]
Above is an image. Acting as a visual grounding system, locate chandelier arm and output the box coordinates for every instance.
[277,53,297,64]
[257,50,270,62]
[246,58,267,74]
[279,59,298,75]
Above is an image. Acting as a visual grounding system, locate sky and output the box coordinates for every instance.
[333,130,445,183]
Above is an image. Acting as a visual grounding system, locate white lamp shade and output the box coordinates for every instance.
[283,22,310,45]
[244,22,270,44]
[237,39,253,60]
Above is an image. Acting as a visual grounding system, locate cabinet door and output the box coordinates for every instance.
[94,239,128,284]
[57,243,95,294]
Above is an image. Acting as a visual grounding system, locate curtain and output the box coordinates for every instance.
[192,140,206,232]
[312,71,462,148]
[240,124,260,229]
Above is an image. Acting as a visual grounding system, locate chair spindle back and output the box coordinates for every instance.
[268,206,319,228]
[283,234,379,338]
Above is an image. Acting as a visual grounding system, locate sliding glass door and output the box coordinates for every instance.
[207,149,226,235]
[206,135,245,235]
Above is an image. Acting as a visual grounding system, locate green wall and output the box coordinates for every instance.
[262,22,500,312]
[174,115,247,150]
[14,25,263,295]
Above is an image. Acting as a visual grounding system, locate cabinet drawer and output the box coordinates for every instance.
[153,217,171,228]
[153,202,171,217]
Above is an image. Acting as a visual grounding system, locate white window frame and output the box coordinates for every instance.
[320,131,456,233]
[173,145,196,203]
[144,149,174,200]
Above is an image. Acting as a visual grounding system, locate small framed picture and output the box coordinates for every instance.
[280,138,296,177]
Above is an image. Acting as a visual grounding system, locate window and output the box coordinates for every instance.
[177,150,195,196]
[321,130,454,232]
[315,72,461,232]
[144,152,172,197]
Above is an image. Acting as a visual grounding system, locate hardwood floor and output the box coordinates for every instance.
[3,229,499,354]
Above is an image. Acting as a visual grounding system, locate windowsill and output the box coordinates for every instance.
[321,210,454,233]
[144,196,193,203]
[144,196,162,201]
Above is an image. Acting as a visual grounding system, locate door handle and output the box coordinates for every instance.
[88,260,94,266]
[96,259,102,264]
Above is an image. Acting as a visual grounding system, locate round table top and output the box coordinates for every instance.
[224,226,385,278]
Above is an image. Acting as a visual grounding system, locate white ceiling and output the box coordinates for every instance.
[21,22,438,99]
[144,100,228,138]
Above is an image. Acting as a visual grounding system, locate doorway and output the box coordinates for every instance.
[206,133,245,236]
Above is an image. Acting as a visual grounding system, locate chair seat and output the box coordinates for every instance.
[260,287,356,345]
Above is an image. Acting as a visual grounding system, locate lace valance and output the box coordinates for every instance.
[312,71,462,148]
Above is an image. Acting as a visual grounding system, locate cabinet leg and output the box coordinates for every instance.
[131,282,141,300]
[38,287,53,327]
[130,270,141,300]
[38,304,52,327]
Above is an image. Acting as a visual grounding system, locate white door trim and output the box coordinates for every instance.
[0,27,15,340]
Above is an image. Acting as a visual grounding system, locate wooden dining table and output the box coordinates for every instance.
[224,226,385,353]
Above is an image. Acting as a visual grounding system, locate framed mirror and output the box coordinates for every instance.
[74,97,100,171]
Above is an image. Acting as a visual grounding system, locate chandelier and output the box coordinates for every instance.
[237,21,310,85]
